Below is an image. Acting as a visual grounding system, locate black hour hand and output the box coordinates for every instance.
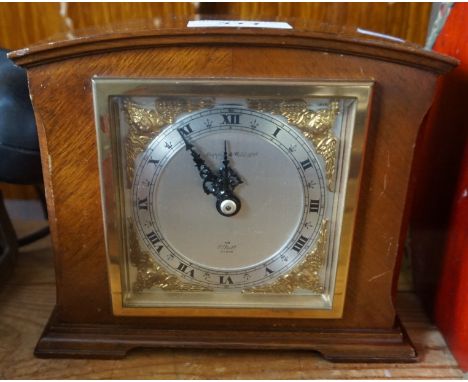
[220,140,243,189]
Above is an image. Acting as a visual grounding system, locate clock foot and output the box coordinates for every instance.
[35,308,417,362]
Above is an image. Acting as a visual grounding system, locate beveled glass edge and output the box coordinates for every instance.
[92,78,374,319]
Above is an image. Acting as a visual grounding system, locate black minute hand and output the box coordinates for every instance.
[177,130,243,217]
[177,129,218,195]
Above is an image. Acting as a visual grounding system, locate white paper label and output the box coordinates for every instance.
[187,20,293,29]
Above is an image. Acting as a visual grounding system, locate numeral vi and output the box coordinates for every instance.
[219,275,234,285]
[177,262,195,278]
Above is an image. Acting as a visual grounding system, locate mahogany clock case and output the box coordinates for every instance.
[9,23,457,361]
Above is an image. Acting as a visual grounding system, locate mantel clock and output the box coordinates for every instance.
[9,20,457,362]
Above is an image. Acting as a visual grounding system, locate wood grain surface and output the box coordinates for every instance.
[0,3,432,50]
[0,3,196,50]
[0,224,463,379]
[201,3,432,46]
[9,26,455,73]
[22,37,444,329]
[8,27,456,359]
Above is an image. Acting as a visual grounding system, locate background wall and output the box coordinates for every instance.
[0,2,433,198]
[0,3,196,50]
[201,2,432,45]
[0,2,432,50]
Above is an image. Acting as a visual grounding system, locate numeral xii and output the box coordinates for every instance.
[222,114,240,125]
[178,124,193,135]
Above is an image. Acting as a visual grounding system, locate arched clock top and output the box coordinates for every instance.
[8,23,457,74]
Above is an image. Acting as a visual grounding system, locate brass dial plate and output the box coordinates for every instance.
[93,79,373,318]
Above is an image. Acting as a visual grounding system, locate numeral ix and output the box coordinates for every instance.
[138,197,148,210]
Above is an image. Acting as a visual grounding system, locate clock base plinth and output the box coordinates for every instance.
[34,309,417,363]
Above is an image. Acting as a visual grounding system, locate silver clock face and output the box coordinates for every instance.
[133,107,327,289]
[94,79,372,314]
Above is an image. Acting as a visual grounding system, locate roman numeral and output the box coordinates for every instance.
[309,199,320,213]
[219,276,234,285]
[179,124,193,135]
[273,128,281,137]
[177,262,195,278]
[300,159,312,170]
[137,197,148,210]
[292,235,309,252]
[146,231,159,245]
[148,159,160,166]
[222,114,240,125]
[177,262,188,272]
[145,232,163,253]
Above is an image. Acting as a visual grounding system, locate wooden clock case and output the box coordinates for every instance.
[9,21,457,362]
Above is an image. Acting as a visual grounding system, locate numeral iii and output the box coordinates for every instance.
[309,199,320,213]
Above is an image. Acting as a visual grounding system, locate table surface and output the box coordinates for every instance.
[0,223,463,379]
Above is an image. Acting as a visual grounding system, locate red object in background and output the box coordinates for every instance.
[411,3,468,371]
[436,141,468,371]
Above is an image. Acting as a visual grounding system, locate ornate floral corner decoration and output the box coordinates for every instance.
[123,97,214,186]
[247,99,340,191]
[128,221,210,292]
[123,96,334,294]
[244,220,329,294]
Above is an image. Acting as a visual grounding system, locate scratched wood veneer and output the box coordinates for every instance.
[0,229,463,379]
[8,23,457,361]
